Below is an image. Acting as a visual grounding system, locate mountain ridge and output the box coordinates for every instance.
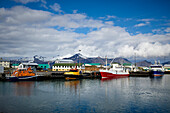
[64,53,131,64]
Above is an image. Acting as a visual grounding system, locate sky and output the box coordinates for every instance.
[0,0,170,62]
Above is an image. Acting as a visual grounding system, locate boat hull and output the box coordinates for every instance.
[100,70,129,79]
[150,70,164,78]
[64,74,83,79]
[6,76,38,81]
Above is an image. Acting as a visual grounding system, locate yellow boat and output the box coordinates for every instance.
[64,68,82,79]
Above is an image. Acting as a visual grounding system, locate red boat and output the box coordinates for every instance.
[100,64,129,79]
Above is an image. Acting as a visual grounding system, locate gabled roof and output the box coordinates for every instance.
[85,63,101,66]
[123,63,132,66]
[53,63,83,66]
[22,62,38,66]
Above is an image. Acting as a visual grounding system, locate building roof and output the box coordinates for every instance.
[0,59,10,62]
[22,62,38,66]
[12,64,19,66]
[164,64,170,67]
[53,63,83,66]
[38,64,49,65]
[85,63,101,66]
[123,63,132,66]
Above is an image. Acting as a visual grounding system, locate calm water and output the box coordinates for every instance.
[1,75,170,113]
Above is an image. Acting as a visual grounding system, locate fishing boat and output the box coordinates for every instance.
[64,64,82,80]
[150,61,164,78]
[6,67,38,81]
[100,63,129,79]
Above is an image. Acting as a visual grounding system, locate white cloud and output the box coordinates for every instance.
[0,6,170,59]
[137,18,155,22]
[165,27,170,32]
[106,15,117,20]
[152,29,161,33]
[105,21,114,26]
[73,10,78,14]
[134,22,150,27]
[13,0,40,4]
[117,42,170,58]
[0,6,51,25]
[45,14,104,28]
[50,3,63,13]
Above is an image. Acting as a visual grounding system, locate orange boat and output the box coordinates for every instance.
[6,67,38,81]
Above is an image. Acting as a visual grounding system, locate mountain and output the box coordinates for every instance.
[33,55,48,64]
[162,61,170,65]
[64,54,131,64]
[113,57,131,64]
[136,60,152,67]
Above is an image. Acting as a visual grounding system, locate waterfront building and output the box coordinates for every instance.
[84,63,102,72]
[0,59,10,68]
[123,63,134,71]
[11,64,19,68]
[18,62,38,70]
[164,64,170,72]
[140,67,149,71]
[38,64,50,70]
[52,63,85,71]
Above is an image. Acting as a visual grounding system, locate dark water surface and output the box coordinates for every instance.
[1,75,170,113]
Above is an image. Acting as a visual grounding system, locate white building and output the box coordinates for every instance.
[52,63,85,71]
[164,64,170,72]
[0,60,10,68]
[18,62,38,69]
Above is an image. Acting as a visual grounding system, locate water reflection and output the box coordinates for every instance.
[150,77,163,86]
[13,81,35,96]
[1,75,170,113]
[101,76,129,81]
[65,80,80,95]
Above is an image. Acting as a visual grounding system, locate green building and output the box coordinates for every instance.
[38,64,50,69]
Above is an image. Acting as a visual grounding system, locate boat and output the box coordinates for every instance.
[6,67,38,81]
[100,63,129,79]
[150,61,164,78]
[64,64,82,80]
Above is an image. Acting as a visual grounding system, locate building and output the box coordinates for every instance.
[164,64,170,72]
[18,62,38,70]
[84,63,102,72]
[123,63,134,71]
[38,64,50,70]
[52,63,85,71]
[11,64,20,68]
[0,59,10,68]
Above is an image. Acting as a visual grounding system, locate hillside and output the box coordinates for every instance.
[64,54,131,64]
[136,60,152,67]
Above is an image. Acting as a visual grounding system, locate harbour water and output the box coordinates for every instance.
[0,75,170,113]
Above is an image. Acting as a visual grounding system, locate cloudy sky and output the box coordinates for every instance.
[0,0,170,61]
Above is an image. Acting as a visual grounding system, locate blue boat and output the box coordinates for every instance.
[150,61,164,78]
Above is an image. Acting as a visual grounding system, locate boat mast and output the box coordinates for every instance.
[106,56,107,70]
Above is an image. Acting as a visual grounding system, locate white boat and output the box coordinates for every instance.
[150,61,164,78]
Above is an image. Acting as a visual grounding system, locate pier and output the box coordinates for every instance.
[0,71,157,81]
[129,71,151,77]
[0,71,102,81]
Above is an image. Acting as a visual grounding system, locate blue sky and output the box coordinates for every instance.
[0,0,170,62]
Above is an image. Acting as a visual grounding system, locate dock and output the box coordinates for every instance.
[1,71,168,81]
[0,71,102,81]
[129,71,151,77]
